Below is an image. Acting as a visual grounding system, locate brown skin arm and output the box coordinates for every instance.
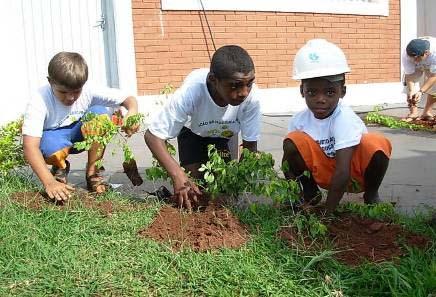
[324,146,356,213]
[405,73,419,100]
[120,96,139,136]
[23,135,74,201]
[144,130,200,211]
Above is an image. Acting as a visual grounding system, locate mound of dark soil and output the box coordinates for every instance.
[280,212,430,266]
[138,200,249,252]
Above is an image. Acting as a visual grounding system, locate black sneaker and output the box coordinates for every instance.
[50,160,70,184]
[147,185,172,202]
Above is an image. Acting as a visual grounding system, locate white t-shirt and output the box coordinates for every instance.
[402,37,436,75]
[288,103,367,158]
[22,84,127,137]
[148,68,261,141]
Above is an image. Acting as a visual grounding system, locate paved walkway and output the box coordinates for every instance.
[65,105,436,215]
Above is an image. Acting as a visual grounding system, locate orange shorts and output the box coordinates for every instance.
[286,131,392,192]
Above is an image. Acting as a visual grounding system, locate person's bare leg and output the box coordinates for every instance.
[406,104,420,120]
[282,139,320,203]
[86,143,106,193]
[362,151,389,204]
[421,94,436,119]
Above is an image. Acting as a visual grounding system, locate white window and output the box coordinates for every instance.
[161,0,389,17]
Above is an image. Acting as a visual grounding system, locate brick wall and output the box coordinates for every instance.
[132,0,400,95]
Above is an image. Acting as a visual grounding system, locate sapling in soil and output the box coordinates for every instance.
[199,145,301,205]
[74,111,145,186]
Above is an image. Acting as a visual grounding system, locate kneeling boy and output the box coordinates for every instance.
[144,45,261,210]
[23,52,138,201]
[282,39,392,213]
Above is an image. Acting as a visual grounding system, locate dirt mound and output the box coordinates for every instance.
[280,212,430,266]
[10,190,144,217]
[138,201,249,252]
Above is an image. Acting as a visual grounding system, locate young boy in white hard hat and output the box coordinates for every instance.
[282,39,392,213]
[402,37,436,122]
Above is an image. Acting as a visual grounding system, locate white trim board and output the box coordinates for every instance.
[138,81,405,119]
[113,0,137,95]
[161,0,389,16]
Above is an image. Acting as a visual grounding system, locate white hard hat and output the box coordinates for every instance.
[292,39,350,80]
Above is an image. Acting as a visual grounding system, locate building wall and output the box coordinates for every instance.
[132,0,400,95]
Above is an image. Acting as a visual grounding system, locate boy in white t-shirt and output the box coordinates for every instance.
[23,52,139,201]
[401,37,436,122]
[282,39,392,213]
[144,45,261,210]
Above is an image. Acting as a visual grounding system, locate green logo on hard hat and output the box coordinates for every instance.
[309,52,319,62]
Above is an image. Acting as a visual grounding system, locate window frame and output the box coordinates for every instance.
[161,0,389,16]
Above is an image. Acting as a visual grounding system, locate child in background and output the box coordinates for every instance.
[282,39,392,213]
[402,37,436,122]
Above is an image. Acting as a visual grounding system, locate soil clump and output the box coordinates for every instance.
[138,199,249,252]
[279,212,430,266]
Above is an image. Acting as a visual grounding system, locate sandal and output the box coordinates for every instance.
[419,115,434,121]
[86,172,110,194]
[401,115,418,122]
[50,160,70,184]
[146,185,172,202]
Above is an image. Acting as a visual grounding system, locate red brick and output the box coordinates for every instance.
[133,0,401,93]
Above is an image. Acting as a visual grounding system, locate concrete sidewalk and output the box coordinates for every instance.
[66,105,436,215]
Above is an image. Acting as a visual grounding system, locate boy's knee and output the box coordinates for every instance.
[40,132,72,157]
[370,150,389,165]
[283,138,299,156]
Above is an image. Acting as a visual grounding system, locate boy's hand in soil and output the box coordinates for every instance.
[173,178,201,211]
[44,180,75,202]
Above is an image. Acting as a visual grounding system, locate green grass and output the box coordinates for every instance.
[0,174,435,296]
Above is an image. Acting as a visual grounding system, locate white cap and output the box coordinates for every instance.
[292,39,350,80]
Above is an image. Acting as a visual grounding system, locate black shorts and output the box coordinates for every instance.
[177,127,231,166]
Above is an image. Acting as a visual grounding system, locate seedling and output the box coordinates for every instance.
[74,112,145,186]
[199,145,301,204]
[145,141,177,185]
[338,202,397,220]
[365,107,428,131]
[155,83,175,107]
[292,213,328,240]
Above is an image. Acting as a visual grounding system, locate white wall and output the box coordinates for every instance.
[0,1,28,125]
[417,0,436,37]
[401,0,417,66]
[112,0,137,95]
[0,0,137,127]
[138,81,405,118]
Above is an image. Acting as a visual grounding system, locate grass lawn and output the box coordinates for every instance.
[0,175,435,297]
